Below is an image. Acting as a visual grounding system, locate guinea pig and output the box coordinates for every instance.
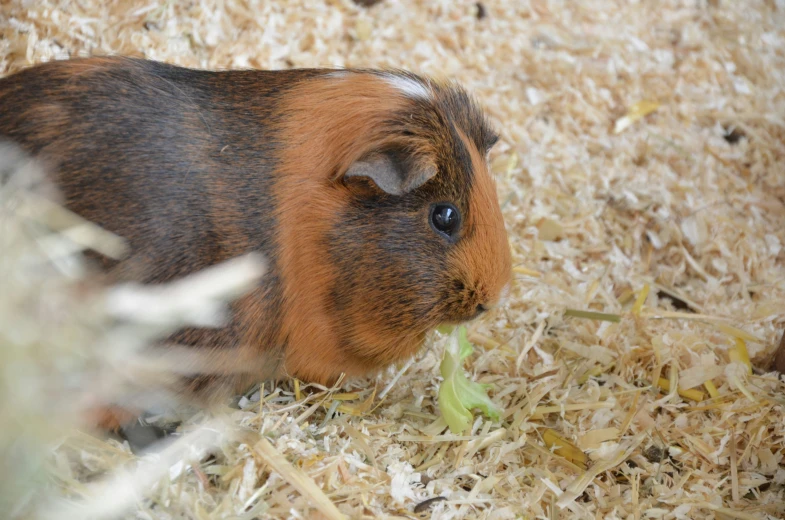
[0,57,512,419]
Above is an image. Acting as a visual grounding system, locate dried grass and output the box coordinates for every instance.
[1,0,785,519]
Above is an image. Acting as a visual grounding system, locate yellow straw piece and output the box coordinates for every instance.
[703,380,719,399]
[617,288,636,306]
[564,309,621,322]
[513,266,542,277]
[733,338,752,375]
[577,364,607,385]
[619,391,641,437]
[657,378,705,402]
[715,323,764,345]
[543,429,588,468]
[336,389,376,416]
[631,283,650,315]
[728,372,758,403]
[255,438,345,520]
[613,100,660,134]
[530,401,615,419]
[331,392,362,401]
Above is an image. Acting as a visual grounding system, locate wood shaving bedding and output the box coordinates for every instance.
[1,1,784,518]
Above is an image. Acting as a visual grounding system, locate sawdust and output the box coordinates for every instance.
[1,0,784,519]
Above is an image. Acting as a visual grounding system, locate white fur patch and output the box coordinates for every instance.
[381,73,431,100]
[324,70,349,79]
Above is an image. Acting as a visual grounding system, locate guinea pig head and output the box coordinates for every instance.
[276,71,512,381]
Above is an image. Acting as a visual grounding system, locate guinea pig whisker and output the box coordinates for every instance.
[469,221,509,231]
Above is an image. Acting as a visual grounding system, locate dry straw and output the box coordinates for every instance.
[1,1,784,519]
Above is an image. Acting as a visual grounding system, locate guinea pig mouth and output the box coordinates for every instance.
[441,281,501,323]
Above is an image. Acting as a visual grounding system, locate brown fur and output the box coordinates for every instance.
[0,57,512,423]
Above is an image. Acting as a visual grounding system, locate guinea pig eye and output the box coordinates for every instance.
[430,203,461,240]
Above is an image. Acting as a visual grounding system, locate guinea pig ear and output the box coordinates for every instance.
[343,149,437,196]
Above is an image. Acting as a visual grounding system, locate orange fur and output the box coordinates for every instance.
[274,74,417,383]
[86,405,140,433]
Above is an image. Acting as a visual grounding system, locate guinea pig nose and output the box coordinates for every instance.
[476,303,489,314]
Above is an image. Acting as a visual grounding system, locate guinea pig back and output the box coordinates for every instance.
[0,57,512,396]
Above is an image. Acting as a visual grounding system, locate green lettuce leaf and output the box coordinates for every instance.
[437,326,503,433]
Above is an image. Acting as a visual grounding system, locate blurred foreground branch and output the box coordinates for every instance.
[0,142,268,519]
